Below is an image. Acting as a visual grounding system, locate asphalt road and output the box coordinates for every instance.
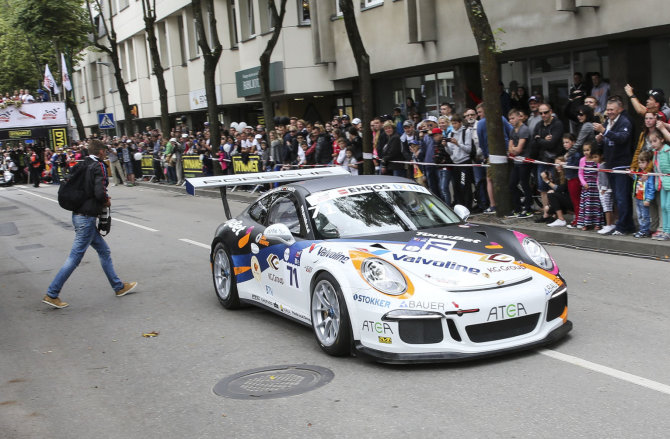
[1,183,669,439]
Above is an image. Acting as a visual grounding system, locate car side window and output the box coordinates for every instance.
[249,194,272,224]
[266,194,303,236]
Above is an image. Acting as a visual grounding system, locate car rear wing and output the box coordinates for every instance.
[185,167,350,219]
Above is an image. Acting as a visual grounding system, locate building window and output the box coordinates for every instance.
[110,0,117,16]
[90,62,100,98]
[298,0,310,25]
[118,43,127,83]
[177,15,188,65]
[259,0,274,33]
[228,0,239,47]
[362,0,383,8]
[157,21,169,66]
[118,0,129,11]
[127,39,137,80]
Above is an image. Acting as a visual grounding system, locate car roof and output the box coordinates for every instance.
[291,174,418,194]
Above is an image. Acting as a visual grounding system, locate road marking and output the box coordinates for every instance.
[179,238,210,250]
[539,349,670,396]
[19,189,58,203]
[19,189,159,232]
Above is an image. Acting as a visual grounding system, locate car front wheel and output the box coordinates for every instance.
[310,272,352,356]
[212,242,240,309]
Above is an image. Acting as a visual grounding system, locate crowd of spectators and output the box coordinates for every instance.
[2,70,670,240]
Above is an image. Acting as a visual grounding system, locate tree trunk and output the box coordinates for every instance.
[463,0,510,216]
[142,0,170,139]
[339,0,373,175]
[259,0,287,133]
[66,97,86,141]
[193,0,223,172]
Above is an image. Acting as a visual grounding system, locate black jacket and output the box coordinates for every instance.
[74,157,109,217]
[381,133,405,170]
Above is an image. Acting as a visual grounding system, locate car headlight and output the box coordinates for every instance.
[522,237,554,270]
[361,258,407,295]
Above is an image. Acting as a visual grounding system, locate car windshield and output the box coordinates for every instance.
[306,187,461,239]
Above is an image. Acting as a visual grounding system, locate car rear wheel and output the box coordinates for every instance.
[212,242,240,309]
[310,273,352,356]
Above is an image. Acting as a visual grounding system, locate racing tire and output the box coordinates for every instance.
[310,272,352,356]
[212,242,240,309]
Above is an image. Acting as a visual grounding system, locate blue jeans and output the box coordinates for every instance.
[635,198,651,234]
[536,164,552,192]
[166,166,177,183]
[438,168,452,206]
[608,173,635,233]
[509,163,532,212]
[46,214,123,298]
[424,165,440,196]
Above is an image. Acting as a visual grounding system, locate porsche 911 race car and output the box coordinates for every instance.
[187,168,572,363]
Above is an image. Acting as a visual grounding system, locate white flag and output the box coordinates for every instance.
[44,64,61,95]
[61,54,72,92]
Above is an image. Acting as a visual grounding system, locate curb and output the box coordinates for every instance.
[471,214,670,261]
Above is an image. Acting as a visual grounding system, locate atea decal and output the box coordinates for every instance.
[487,303,527,321]
[391,254,480,274]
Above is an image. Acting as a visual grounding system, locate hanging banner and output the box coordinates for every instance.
[232,155,260,174]
[0,102,68,128]
[51,128,68,149]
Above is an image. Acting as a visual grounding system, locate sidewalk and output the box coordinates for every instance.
[135,179,670,261]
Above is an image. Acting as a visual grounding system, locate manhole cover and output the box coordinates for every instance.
[213,365,334,400]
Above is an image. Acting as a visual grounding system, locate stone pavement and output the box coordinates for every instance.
[135,180,670,262]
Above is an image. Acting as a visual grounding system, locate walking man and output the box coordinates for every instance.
[42,140,137,309]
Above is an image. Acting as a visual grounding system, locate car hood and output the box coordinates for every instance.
[322,225,549,291]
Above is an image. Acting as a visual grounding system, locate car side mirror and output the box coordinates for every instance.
[453,205,470,222]
[264,223,296,245]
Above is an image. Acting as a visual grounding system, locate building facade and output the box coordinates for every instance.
[72,0,670,135]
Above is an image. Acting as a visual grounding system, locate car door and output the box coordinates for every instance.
[263,192,309,319]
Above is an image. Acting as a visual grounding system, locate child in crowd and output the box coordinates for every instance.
[562,133,582,228]
[651,132,670,240]
[632,150,656,238]
[577,142,604,230]
[340,147,359,175]
[538,158,572,227]
[593,147,616,235]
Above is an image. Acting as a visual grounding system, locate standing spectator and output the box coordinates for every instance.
[42,140,137,309]
[176,134,187,185]
[631,150,656,238]
[507,109,532,217]
[431,128,453,205]
[526,96,542,135]
[562,133,582,228]
[593,96,635,235]
[446,114,473,208]
[348,126,363,163]
[531,103,564,220]
[590,72,610,114]
[651,131,670,240]
[510,86,530,115]
[107,142,125,186]
[313,125,332,165]
[420,117,440,195]
[624,85,670,121]
[150,133,164,183]
[121,140,136,186]
[408,140,426,187]
[476,103,513,213]
[340,148,359,175]
[29,149,43,187]
[440,103,455,122]
[577,142,603,231]
[380,121,405,177]
[463,108,482,210]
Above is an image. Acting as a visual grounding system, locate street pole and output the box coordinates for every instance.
[96,61,118,137]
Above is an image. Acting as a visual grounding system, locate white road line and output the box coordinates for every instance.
[19,189,159,232]
[179,238,210,250]
[539,349,670,396]
[19,189,58,203]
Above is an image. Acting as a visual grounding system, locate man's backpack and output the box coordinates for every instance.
[58,163,88,211]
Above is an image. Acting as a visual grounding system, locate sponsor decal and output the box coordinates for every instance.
[304,266,313,273]
[317,247,350,264]
[250,256,262,282]
[415,231,481,244]
[238,227,254,248]
[353,294,391,308]
[361,320,394,334]
[544,282,559,296]
[290,309,310,321]
[404,238,455,253]
[487,303,527,321]
[391,254,480,274]
[306,183,429,205]
[403,237,428,252]
[479,253,515,263]
[399,300,445,311]
[308,243,318,253]
[251,294,275,307]
[250,243,260,254]
[267,272,284,285]
[266,254,280,270]
[42,108,60,120]
[487,265,527,273]
[224,219,246,236]
[266,285,273,296]
[301,205,310,234]
[284,248,290,261]
[378,336,392,344]
[255,234,270,246]
[485,242,504,249]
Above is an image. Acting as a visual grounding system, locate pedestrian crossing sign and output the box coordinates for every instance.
[98,113,115,129]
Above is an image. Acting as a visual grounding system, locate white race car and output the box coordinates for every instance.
[187,170,572,363]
